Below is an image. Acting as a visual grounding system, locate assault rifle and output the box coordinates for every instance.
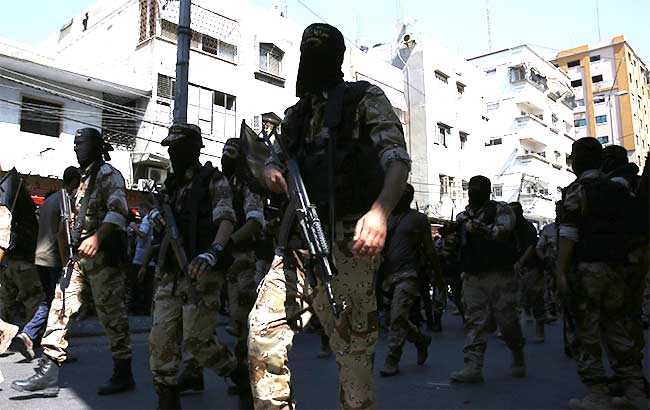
[60,188,78,316]
[260,127,343,318]
[147,186,198,303]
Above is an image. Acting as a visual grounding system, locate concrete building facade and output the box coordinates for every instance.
[552,35,649,170]
[469,45,576,226]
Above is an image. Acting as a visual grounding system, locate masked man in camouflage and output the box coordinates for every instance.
[177,137,265,397]
[557,138,648,410]
[12,128,133,397]
[249,23,410,410]
[148,124,251,409]
[449,175,525,384]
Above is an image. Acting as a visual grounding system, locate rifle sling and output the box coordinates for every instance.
[71,162,102,248]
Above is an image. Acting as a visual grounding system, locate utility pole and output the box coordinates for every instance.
[173,0,191,124]
[595,0,602,40]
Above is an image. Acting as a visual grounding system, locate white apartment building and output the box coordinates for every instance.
[391,28,487,220]
[469,45,576,226]
[0,0,407,195]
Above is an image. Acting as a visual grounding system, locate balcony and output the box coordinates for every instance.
[513,83,548,112]
[513,114,551,149]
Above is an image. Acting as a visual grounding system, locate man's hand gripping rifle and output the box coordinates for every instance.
[261,127,344,318]
[147,186,199,303]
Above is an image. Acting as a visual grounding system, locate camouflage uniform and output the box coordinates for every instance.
[536,222,559,317]
[41,162,131,363]
[248,83,410,410]
[149,165,238,387]
[457,202,525,371]
[226,177,265,360]
[560,170,645,391]
[384,274,423,360]
[0,258,42,322]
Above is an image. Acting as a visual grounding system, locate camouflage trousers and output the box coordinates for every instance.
[622,245,649,366]
[149,270,236,386]
[462,271,525,369]
[569,261,645,387]
[0,258,43,322]
[41,250,131,363]
[386,277,426,361]
[248,240,379,410]
[519,266,545,321]
[227,251,258,360]
[432,285,447,317]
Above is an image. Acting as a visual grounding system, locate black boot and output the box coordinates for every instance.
[178,361,204,395]
[228,361,253,409]
[97,358,136,395]
[11,355,60,397]
[156,384,182,410]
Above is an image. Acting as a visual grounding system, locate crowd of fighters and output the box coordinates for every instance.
[0,23,648,410]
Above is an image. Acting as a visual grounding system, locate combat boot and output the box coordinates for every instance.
[156,384,182,410]
[511,349,526,378]
[449,363,484,383]
[178,361,204,395]
[431,313,442,333]
[380,355,400,377]
[534,321,545,343]
[97,358,136,395]
[568,385,611,409]
[611,382,650,409]
[0,319,18,354]
[11,355,60,397]
[416,333,432,365]
[228,361,253,409]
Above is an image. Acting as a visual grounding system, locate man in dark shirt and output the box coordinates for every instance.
[379,185,441,377]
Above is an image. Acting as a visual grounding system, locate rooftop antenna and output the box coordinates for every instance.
[595,0,602,40]
[485,0,493,51]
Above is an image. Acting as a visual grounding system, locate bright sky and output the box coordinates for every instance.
[0,0,648,62]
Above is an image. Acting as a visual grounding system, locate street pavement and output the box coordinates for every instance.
[0,313,647,410]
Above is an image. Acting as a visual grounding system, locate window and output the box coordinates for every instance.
[630,73,633,83]
[590,55,601,62]
[592,74,603,83]
[597,136,609,144]
[595,115,607,124]
[571,79,582,87]
[493,185,503,197]
[485,68,496,76]
[434,123,450,146]
[456,82,465,95]
[509,65,526,83]
[157,74,175,99]
[259,43,284,77]
[20,97,62,137]
[567,60,580,68]
[593,95,606,104]
[202,35,237,63]
[576,98,585,107]
[529,68,548,90]
[435,70,449,83]
[213,90,236,111]
[459,131,468,149]
[485,138,502,146]
[574,118,587,127]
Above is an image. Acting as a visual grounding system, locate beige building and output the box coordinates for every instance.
[552,35,649,169]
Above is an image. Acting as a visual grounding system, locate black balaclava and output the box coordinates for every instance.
[296,23,346,97]
[74,128,106,168]
[468,175,491,210]
[509,201,524,224]
[221,138,241,179]
[602,144,633,174]
[168,141,200,177]
[570,137,603,176]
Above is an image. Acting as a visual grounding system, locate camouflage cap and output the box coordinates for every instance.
[161,123,203,147]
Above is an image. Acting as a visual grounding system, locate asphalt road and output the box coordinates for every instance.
[0,313,647,410]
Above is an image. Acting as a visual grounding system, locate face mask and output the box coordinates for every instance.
[168,143,199,176]
[468,189,490,209]
[74,137,101,168]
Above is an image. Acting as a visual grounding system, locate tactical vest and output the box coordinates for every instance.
[170,164,219,264]
[287,81,386,222]
[460,201,517,274]
[575,176,631,262]
[0,170,37,261]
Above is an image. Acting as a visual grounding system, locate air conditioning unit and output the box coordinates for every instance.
[146,167,167,184]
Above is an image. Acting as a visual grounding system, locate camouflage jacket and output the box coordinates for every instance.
[75,161,128,239]
[228,174,265,228]
[269,83,411,172]
[536,222,558,270]
[559,169,602,242]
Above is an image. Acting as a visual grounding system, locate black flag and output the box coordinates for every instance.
[239,120,272,195]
